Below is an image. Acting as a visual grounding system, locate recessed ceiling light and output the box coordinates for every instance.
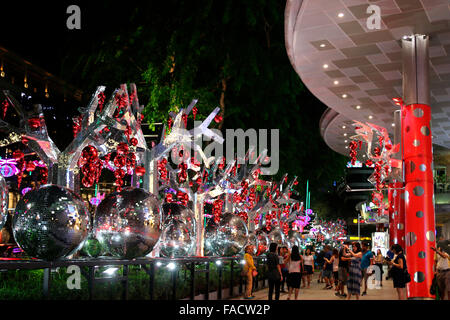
[338,13,344,18]
[369,115,373,119]
[356,105,361,109]
[342,94,348,98]
[320,43,326,48]
[334,80,339,85]
[323,64,329,69]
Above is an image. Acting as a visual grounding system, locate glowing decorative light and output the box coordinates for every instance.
[103,267,118,276]
[356,105,361,109]
[323,64,329,69]
[338,13,344,18]
[89,192,105,206]
[21,187,32,196]
[167,262,176,270]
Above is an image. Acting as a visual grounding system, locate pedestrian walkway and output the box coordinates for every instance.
[231,275,398,300]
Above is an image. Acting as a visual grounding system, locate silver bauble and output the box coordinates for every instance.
[12,184,90,260]
[159,219,194,258]
[247,232,258,255]
[94,187,162,259]
[0,175,8,230]
[256,232,269,256]
[162,202,195,236]
[204,219,218,256]
[268,227,287,247]
[213,213,248,256]
[81,233,107,258]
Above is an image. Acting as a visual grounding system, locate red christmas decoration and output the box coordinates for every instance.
[80,145,102,188]
[192,106,198,120]
[27,117,41,130]
[214,115,223,123]
[135,166,145,177]
[97,91,106,113]
[1,99,9,119]
[348,140,358,165]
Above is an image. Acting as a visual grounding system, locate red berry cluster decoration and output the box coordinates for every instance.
[212,199,224,223]
[97,91,106,113]
[158,158,169,182]
[113,142,136,192]
[79,145,102,188]
[72,115,83,138]
[2,99,9,119]
[348,140,358,165]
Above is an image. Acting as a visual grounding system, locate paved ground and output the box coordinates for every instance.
[231,273,398,300]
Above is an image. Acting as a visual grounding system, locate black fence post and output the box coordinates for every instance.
[190,262,195,300]
[217,263,223,300]
[149,263,155,300]
[122,265,129,300]
[204,262,209,300]
[171,267,177,300]
[254,259,259,290]
[229,259,234,297]
[239,263,243,295]
[43,268,51,299]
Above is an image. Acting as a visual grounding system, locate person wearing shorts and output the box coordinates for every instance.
[302,248,314,288]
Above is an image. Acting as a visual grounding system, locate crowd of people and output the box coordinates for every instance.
[241,239,450,300]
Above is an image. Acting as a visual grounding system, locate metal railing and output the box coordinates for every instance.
[0,256,268,300]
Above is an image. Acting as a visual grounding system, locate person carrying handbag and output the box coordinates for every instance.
[388,244,408,300]
[243,245,257,299]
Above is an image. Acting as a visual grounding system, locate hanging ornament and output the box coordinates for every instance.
[2,99,9,119]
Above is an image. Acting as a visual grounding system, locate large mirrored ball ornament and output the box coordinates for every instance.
[94,187,162,259]
[247,232,258,255]
[256,232,269,256]
[204,220,218,256]
[159,219,194,258]
[0,176,8,230]
[213,213,248,256]
[12,184,90,260]
[81,233,107,258]
[162,202,195,236]
[268,227,287,247]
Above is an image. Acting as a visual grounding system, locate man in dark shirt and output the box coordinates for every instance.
[322,245,333,289]
[316,249,325,283]
[336,241,352,297]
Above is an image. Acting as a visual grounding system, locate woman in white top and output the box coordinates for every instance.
[302,248,314,289]
[285,245,303,300]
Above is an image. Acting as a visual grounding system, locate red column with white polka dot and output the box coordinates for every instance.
[402,103,436,299]
[392,181,405,249]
